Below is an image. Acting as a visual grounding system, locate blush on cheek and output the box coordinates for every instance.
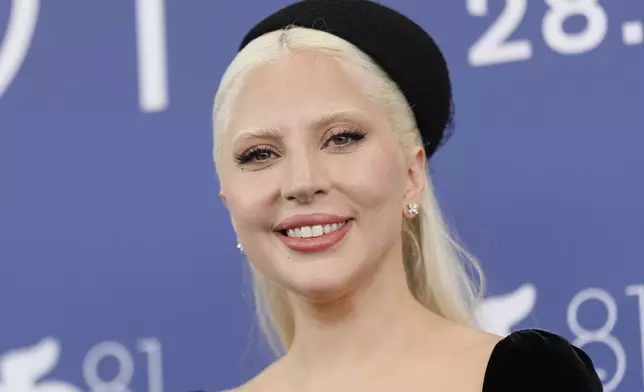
[225,180,273,231]
[232,200,265,229]
[337,145,407,210]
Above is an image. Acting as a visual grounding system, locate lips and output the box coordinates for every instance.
[274,213,351,231]
[282,220,349,238]
[274,213,353,253]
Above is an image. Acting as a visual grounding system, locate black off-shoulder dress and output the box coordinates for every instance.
[481,329,602,391]
[196,328,603,391]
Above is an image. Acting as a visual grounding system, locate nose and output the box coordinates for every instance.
[281,150,330,204]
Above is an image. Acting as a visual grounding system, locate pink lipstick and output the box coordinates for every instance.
[274,213,352,253]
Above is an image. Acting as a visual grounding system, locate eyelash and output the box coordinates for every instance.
[323,129,366,148]
[234,128,367,165]
[234,146,279,165]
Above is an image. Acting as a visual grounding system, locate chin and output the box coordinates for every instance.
[292,280,352,303]
[280,260,366,303]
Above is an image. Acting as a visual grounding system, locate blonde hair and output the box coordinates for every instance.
[212,27,485,356]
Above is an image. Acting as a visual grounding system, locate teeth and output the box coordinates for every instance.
[285,221,347,238]
[312,225,323,236]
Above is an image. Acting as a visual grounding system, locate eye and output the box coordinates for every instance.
[323,129,366,149]
[234,146,280,165]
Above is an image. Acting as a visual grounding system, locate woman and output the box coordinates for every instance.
[210,0,602,391]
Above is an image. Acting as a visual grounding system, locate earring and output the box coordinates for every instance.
[407,203,419,216]
[236,242,243,252]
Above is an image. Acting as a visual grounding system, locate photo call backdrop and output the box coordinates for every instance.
[1,0,643,391]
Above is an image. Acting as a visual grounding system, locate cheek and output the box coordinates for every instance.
[334,144,406,210]
[223,173,278,232]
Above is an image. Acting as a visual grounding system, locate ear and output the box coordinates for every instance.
[219,190,228,208]
[219,189,241,233]
[404,146,426,205]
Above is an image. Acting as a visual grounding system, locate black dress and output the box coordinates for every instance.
[198,328,603,392]
[482,328,602,391]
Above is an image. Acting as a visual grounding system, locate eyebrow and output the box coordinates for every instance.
[231,109,368,144]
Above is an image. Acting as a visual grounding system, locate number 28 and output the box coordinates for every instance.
[467,0,609,67]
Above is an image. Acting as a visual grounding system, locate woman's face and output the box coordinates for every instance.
[217,51,424,301]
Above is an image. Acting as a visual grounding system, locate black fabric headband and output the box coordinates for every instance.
[238,0,454,158]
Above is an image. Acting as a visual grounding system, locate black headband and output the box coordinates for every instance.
[239,0,454,158]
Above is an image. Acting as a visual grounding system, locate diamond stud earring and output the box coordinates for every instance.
[236,242,243,252]
[407,203,419,216]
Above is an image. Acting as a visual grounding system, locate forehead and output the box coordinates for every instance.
[226,51,385,134]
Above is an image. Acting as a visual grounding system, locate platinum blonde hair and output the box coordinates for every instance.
[212,27,485,356]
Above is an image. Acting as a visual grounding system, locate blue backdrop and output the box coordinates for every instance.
[1,1,643,391]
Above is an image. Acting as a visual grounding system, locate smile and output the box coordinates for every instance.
[274,214,354,253]
[281,220,349,238]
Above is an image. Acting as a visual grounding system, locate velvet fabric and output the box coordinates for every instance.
[482,329,602,391]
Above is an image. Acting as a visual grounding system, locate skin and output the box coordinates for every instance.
[217,50,502,392]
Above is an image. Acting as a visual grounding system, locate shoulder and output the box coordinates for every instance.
[208,358,285,392]
[483,328,603,392]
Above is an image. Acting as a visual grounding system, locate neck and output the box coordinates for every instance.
[281,248,447,385]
